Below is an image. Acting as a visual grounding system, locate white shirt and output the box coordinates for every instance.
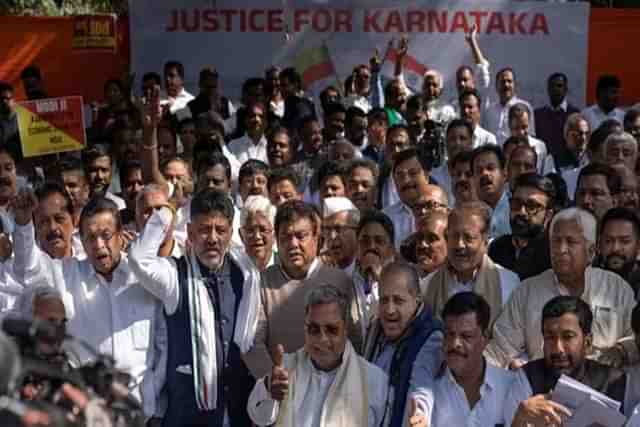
[161,88,195,114]
[627,404,640,427]
[270,98,285,118]
[562,164,586,201]
[247,351,389,427]
[502,367,537,426]
[581,104,625,131]
[12,222,167,419]
[382,201,415,249]
[430,362,515,427]
[227,134,269,166]
[473,126,498,149]
[484,96,536,145]
[422,263,520,306]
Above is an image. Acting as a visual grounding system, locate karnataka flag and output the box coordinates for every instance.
[385,47,428,91]
[294,43,336,89]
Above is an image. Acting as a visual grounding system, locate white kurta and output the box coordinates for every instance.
[430,362,515,427]
[12,222,167,418]
[227,134,269,166]
[488,267,637,368]
[484,96,536,146]
[247,351,389,427]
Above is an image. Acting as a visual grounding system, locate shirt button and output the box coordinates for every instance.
[224,341,229,347]
[221,319,228,325]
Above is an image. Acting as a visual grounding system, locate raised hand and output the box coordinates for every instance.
[397,35,409,58]
[408,397,427,427]
[464,24,478,45]
[370,48,382,74]
[142,85,162,131]
[270,344,289,402]
[10,188,37,226]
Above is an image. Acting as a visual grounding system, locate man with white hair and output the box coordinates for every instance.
[321,197,360,276]
[239,195,277,271]
[487,207,638,369]
[422,69,456,126]
[603,130,639,172]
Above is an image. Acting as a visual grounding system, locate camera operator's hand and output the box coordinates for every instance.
[62,383,113,427]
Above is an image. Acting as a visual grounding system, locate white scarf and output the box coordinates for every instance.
[186,245,261,411]
[277,341,369,427]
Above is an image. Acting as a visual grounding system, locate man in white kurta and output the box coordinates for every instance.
[247,285,388,427]
[11,195,167,420]
[487,208,638,369]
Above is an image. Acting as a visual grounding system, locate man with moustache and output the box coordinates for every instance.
[321,197,359,276]
[267,168,303,208]
[471,144,511,239]
[228,101,269,166]
[417,292,514,427]
[0,146,18,212]
[414,211,448,277]
[345,159,379,211]
[135,184,183,257]
[596,208,640,297]
[488,173,554,280]
[82,145,126,210]
[247,285,389,427]
[575,162,620,223]
[56,157,91,229]
[239,195,277,272]
[488,207,637,369]
[243,201,364,380]
[237,160,270,206]
[353,210,397,332]
[162,60,194,114]
[450,151,477,205]
[422,202,520,326]
[363,262,443,427]
[430,119,474,206]
[34,182,84,260]
[504,296,627,426]
[383,148,432,249]
[459,89,497,148]
[15,195,167,421]
[603,131,638,172]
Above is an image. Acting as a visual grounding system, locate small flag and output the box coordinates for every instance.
[294,44,336,89]
[385,47,428,90]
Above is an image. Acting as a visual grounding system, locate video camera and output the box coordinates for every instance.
[418,119,446,169]
[0,317,145,427]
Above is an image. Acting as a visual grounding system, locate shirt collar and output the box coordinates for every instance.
[281,257,321,281]
[554,98,568,112]
[445,357,495,392]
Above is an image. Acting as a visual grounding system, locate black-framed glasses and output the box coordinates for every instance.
[510,198,547,215]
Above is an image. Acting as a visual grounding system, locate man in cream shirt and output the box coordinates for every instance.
[247,285,388,427]
[488,207,638,369]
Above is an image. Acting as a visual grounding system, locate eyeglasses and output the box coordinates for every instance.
[305,322,341,338]
[510,198,547,215]
[82,230,116,245]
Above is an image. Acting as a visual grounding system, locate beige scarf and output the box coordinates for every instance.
[276,341,369,427]
[424,254,502,327]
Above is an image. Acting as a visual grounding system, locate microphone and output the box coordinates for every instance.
[2,318,63,344]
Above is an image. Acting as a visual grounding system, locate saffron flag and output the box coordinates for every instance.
[294,44,336,89]
[16,96,86,157]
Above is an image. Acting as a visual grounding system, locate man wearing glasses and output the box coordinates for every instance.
[243,200,364,380]
[489,173,555,281]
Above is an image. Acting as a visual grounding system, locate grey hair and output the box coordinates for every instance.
[423,69,444,90]
[305,284,349,322]
[549,207,597,247]
[240,195,276,228]
[563,112,589,139]
[135,183,168,212]
[380,261,421,300]
[604,131,638,153]
[13,285,64,320]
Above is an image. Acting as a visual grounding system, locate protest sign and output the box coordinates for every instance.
[129,0,589,108]
[16,96,86,158]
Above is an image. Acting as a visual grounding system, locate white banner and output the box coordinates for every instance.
[129,0,590,109]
